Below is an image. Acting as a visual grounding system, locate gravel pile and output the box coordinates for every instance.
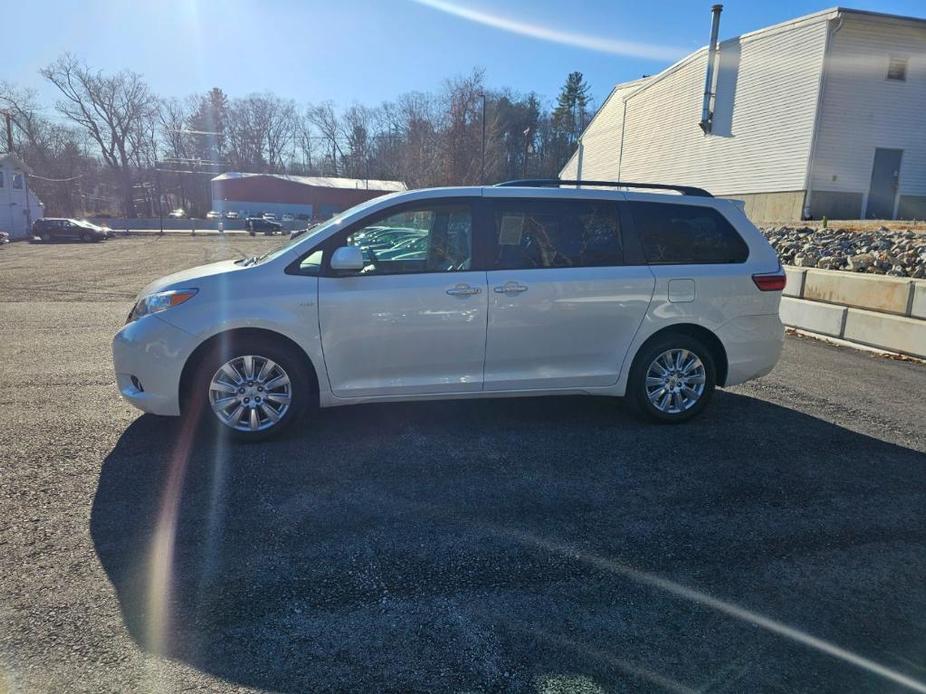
[760,226,926,278]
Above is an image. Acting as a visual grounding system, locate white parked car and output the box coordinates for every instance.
[113,181,785,441]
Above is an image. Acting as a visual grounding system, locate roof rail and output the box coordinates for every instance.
[494,179,713,197]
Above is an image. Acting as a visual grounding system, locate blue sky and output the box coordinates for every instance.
[3,0,925,111]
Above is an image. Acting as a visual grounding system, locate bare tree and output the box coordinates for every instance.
[40,54,157,217]
[0,81,96,215]
[225,94,297,173]
[305,102,343,176]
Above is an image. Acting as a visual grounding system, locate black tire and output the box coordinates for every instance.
[627,333,716,423]
[188,335,312,442]
[80,232,90,242]
[39,232,50,242]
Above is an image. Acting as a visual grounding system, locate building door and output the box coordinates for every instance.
[866,148,902,219]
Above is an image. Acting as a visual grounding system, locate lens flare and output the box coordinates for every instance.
[412,0,685,61]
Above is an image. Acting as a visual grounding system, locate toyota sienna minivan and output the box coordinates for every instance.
[113,180,785,441]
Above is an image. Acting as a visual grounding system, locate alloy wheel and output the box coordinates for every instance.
[208,354,292,432]
[644,349,706,414]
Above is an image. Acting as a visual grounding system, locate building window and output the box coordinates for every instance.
[887,56,907,81]
[12,173,23,190]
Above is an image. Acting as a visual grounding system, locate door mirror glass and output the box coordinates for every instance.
[330,245,365,271]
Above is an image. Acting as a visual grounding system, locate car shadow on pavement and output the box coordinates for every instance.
[90,391,926,692]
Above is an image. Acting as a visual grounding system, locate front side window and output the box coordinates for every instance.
[12,174,23,190]
[0,171,4,188]
[342,203,472,275]
[491,200,622,269]
[630,202,748,264]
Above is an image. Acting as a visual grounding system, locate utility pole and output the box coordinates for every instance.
[480,93,487,185]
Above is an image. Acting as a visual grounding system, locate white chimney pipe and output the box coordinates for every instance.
[699,4,723,134]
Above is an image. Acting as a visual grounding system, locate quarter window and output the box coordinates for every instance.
[12,174,23,190]
[491,200,622,269]
[342,203,472,275]
[630,202,748,264]
[0,171,4,188]
[887,56,907,81]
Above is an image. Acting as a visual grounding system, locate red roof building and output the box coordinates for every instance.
[211,172,406,220]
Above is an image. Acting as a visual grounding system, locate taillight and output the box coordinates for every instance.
[752,272,787,292]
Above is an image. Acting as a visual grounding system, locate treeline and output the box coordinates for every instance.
[1,55,593,218]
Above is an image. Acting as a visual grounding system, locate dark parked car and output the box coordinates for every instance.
[33,218,107,242]
[245,217,283,235]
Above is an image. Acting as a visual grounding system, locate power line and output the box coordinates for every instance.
[27,172,84,182]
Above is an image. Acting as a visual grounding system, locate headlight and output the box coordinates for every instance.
[128,288,198,322]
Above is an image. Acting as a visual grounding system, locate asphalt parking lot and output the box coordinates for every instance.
[1,237,925,693]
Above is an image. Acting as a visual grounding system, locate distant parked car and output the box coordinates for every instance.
[262,213,278,222]
[281,213,295,223]
[246,217,283,235]
[33,218,107,242]
[224,211,240,220]
[168,209,187,219]
[0,231,9,245]
[81,220,114,238]
[206,211,221,219]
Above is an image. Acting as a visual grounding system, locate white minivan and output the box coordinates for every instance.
[113,181,785,441]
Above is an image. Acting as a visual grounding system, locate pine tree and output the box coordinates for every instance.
[552,71,591,145]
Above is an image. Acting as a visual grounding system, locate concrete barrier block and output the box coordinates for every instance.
[782,266,806,298]
[843,308,926,359]
[803,269,912,315]
[779,297,847,337]
[911,281,926,320]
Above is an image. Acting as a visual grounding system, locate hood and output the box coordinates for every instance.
[136,259,244,298]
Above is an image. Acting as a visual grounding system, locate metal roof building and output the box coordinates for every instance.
[211,172,406,220]
[561,7,926,222]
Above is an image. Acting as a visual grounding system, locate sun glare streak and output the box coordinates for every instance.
[145,414,198,656]
[412,0,685,61]
[514,623,697,693]
[504,529,926,694]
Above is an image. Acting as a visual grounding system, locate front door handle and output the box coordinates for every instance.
[446,284,481,296]
[494,282,528,294]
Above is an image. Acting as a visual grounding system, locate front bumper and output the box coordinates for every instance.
[112,314,197,416]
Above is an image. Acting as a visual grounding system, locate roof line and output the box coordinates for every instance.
[613,8,841,108]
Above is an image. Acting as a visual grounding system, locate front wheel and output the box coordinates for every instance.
[190,336,311,442]
[627,334,716,423]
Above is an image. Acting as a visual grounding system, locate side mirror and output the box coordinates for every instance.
[330,245,365,271]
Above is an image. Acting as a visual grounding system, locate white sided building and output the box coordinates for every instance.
[0,154,44,239]
[560,7,926,222]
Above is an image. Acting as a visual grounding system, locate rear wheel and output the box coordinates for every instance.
[627,334,716,423]
[190,335,311,442]
[39,231,50,242]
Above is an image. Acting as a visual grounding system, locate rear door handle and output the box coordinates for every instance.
[494,282,528,294]
[446,284,481,296]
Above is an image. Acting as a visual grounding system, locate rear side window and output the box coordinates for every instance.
[491,200,622,269]
[629,202,748,264]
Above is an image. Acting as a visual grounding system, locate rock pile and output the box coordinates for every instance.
[760,226,926,278]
